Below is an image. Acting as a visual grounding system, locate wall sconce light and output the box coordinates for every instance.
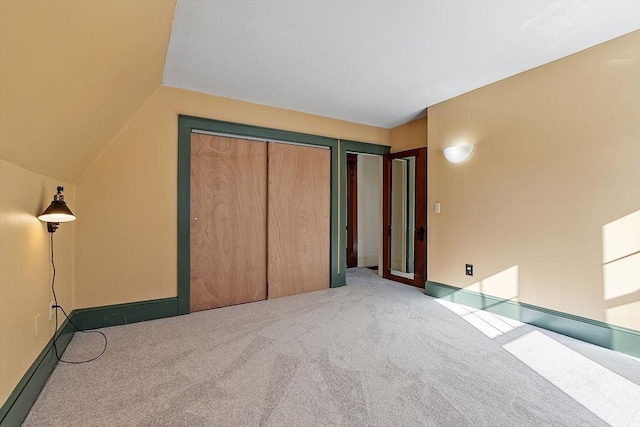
[38,186,76,233]
[443,145,474,164]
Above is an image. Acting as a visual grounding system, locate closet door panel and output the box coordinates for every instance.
[190,134,267,311]
[268,143,330,298]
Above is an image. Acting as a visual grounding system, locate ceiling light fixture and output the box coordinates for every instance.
[443,145,474,164]
[38,186,76,233]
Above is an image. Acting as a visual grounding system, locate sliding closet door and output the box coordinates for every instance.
[190,134,267,311]
[268,143,330,298]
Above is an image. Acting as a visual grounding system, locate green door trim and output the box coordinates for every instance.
[178,115,341,315]
[338,140,391,284]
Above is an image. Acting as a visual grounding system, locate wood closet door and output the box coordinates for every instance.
[190,134,267,311]
[268,142,330,298]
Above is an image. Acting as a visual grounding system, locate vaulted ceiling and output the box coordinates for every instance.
[163,1,640,128]
[1,1,638,182]
[0,0,176,182]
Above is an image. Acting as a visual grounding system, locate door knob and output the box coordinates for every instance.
[417,226,425,241]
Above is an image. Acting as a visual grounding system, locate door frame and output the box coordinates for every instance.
[178,116,391,315]
[383,147,427,288]
[339,140,390,278]
[178,115,338,315]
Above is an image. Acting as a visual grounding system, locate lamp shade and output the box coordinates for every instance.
[38,201,76,223]
[38,187,76,223]
[443,145,474,163]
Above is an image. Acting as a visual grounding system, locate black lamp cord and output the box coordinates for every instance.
[50,233,107,363]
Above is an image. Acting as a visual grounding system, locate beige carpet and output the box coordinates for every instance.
[24,268,640,426]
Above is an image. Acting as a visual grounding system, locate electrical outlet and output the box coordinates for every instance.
[49,301,55,320]
[466,264,473,276]
[35,314,40,337]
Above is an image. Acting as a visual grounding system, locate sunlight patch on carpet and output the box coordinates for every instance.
[436,299,523,339]
[503,330,640,427]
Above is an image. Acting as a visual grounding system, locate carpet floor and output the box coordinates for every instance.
[24,268,640,426]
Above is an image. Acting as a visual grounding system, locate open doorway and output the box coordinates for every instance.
[346,153,383,274]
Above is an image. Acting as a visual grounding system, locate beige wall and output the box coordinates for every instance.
[390,116,427,153]
[4,1,636,408]
[0,0,170,408]
[0,160,75,405]
[427,31,640,330]
[75,85,389,308]
[0,0,175,182]
[357,155,381,268]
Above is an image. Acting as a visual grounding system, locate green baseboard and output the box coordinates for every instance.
[0,297,178,426]
[0,317,75,426]
[73,297,178,330]
[426,280,640,358]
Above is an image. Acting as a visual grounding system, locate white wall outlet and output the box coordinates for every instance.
[35,314,40,337]
[49,301,55,320]
[434,202,441,214]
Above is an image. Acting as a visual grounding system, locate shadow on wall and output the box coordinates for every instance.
[602,210,640,332]
[433,265,523,325]
[464,265,519,302]
[427,265,637,354]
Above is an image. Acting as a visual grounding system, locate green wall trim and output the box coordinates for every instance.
[178,115,342,313]
[179,115,339,147]
[178,116,192,315]
[0,317,74,427]
[73,297,178,330]
[426,280,640,358]
[341,139,390,156]
[338,140,390,281]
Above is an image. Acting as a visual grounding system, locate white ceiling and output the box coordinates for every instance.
[163,1,640,129]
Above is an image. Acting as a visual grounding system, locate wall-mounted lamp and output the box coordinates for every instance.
[38,186,76,233]
[443,145,474,164]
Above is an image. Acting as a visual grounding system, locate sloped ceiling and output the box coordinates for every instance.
[163,1,640,128]
[2,1,638,182]
[0,0,176,182]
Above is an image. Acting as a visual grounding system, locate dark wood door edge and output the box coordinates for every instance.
[346,154,358,268]
[382,148,427,288]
